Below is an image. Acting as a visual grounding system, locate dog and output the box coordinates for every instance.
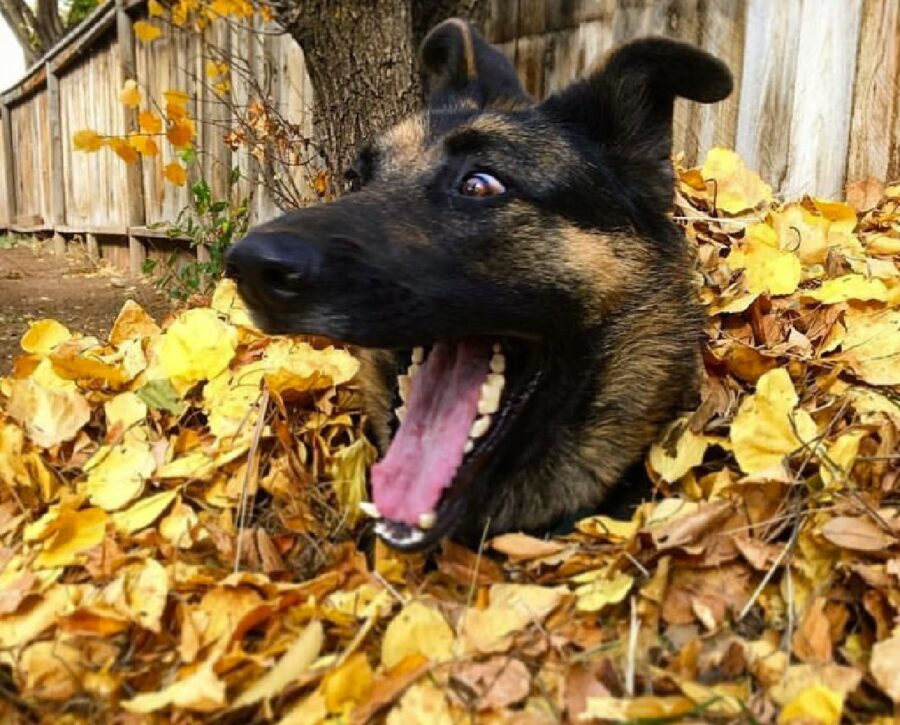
[226,19,732,550]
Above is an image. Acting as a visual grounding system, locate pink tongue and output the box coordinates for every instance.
[371,341,489,525]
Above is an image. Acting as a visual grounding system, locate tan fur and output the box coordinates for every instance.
[561,227,649,320]
[446,18,477,80]
[380,116,429,173]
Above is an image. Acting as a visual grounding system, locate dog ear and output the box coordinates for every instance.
[540,37,732,209]
[421,19,530,109]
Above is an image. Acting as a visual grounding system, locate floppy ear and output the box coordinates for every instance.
[420,19,530,109]
[541,37,733,209]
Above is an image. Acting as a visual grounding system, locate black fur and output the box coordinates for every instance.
[226,21,732,549]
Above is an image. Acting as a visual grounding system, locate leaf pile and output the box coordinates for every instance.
[1,149,900,724]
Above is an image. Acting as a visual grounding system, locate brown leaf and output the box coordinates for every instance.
[564,662,612,722]
[820,515,897,552]
[450,656,531,711]
[0,572,36,615]
[490,533,566,559]
[791,597,832,665]
[650,500,735,553]
[662,563,754,626]
[845,177,884,213]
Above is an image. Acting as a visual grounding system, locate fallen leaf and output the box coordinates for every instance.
[381,600,454,668]
[233,620,323,706]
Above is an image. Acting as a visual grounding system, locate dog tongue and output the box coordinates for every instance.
[371,340,490,525]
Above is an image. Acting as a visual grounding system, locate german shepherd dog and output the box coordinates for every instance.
[226,20,732,550]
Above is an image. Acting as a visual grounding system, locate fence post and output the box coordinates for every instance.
[1,102,16,229]
[116,0,147,275]
[46,62,67,256]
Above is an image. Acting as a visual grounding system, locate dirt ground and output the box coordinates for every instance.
[0,239,173,373]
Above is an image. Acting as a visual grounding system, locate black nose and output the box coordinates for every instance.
[226,232,322,305]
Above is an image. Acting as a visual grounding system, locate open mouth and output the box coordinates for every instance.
[363,338,543,550]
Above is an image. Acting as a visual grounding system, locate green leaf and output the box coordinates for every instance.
[137,379,187,415]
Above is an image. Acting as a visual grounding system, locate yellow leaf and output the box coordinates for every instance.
[820,430,866,487]
[576,514,639,541]
[321,652,373,713]
[155,451,217,480]
[122,655,226,712]
[128,133,159,157]
[870,634,900,703]
[573,570,634,612]
[771,203,833,265]
[329,437,377,527]
[0,423,58,501]
[730,368,819,477]
[277,690,329,725]
[205,59,228,78]
[778,683,843,725]
[164,160,187,186]
[104,391,148,433]
[728,222,802,298]
[382,600,455,668]
[107,137,140,164]
[19,638,87,701]
[133,20,162,42]
[118,79,142,108]
[386,682,454,725]
[21,319,71,355]
[648,419,711,483]
[211,277,257,329]
[582,695,695,721]
[460,584,566,655]
[83,440,155,511]
[841,308,900,386]
[233,621,323,707]
[159,308,238,390]
[262,339,359,395]
[867,234,900,256]
[700,147,772,214]
[112,489,178,534]
[34,507,108,568]
[159,498,199,548]
[109,299,160,344]
[6,378,91,448]
[72,129,104,152]
[167,117,195,148]
[164,89,190,114]
[138,110,163,134]
[0,585,76,649]
[802,274,888,304]
[148,0,165,16]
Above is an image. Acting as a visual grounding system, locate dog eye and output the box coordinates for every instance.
[459,171,506,198]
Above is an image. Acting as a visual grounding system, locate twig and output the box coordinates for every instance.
[737,514,805,621]
[233,388,269,573]
[625,595,638,697]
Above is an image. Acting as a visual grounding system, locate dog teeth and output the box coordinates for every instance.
[411,346,425,364]
[407,363,420,377]
[398,374,411,402]
[395,405,406,422]
[359,501,381,519]
[477,373,505,415]
[375,520,426,547]
[469,414,491,439]
[493,342,502,353]
[490,352,506,373]
[418,512,436,530]
[464,440,474,454]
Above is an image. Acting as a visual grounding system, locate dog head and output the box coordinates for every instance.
[227,21,732,549]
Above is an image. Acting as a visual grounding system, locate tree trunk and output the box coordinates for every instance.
[275,0,484,191]
[0,0,65,66]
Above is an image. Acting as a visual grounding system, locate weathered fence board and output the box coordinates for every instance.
[0,0,898,267]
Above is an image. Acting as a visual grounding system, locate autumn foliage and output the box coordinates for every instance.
[1,151,900,723]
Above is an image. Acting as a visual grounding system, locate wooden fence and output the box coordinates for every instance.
[1,0,898,272]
